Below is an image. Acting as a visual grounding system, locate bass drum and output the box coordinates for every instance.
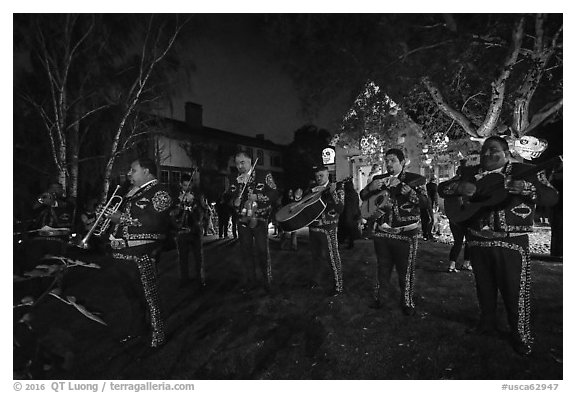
[275,191,326,232]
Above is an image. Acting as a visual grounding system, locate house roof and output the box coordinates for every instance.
[149,115,285,152]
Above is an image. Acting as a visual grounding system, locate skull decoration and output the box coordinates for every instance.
[322,147,336,165]
[513,136,548,160]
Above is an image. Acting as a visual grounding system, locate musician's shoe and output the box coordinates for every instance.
[447,261,459,273]
[460,262,473,271]
[401,305,416,316]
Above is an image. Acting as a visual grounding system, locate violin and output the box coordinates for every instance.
[239,197,259,229]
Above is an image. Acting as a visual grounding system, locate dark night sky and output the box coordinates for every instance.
[153,14,352,145]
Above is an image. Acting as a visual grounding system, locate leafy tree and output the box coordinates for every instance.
[262,14,562,154]
[283,124,332,190]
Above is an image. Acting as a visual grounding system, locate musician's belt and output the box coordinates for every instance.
[469,229,526,239]
[110,239,159,250]
[375,221,419,234]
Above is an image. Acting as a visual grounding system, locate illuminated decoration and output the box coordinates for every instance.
[512,136,548,160]
[322,147,336,165]
[360,133,386,156]
[329,134,341,147]
[431,132,449,151]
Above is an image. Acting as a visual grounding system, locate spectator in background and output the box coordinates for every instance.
[421,175,439,241]
[338,180,362,249]
[216,194,231,238]
[203,198,216,236]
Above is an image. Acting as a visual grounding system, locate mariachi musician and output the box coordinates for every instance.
[438,136,558,356]
[228,151,279,292]
[32,182,74,230]
[307,165,345,296]
[360,148,428,315]
[172,170,208,290]
[106,157,173,348]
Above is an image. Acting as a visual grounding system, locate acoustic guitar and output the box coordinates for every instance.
[444,155,562,224]
[275,177,352,232]
[360,176,426,220]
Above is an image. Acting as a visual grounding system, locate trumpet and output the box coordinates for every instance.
[74,185,123,249]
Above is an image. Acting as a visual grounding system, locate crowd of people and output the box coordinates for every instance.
[17,136,560,357]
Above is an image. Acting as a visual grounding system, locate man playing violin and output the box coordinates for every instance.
[307,166,345,296]
[172,171,208,290]
[360,148,428,315]
[438,136,558,356]
[228,151,279,292]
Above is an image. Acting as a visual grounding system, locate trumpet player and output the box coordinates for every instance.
[105,157,173,349]
[171,171,208,290]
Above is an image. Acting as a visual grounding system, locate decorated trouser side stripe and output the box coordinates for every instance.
[135,254,165,348]
[404,235,418,308]
[468,237,532,348]
[310,227,343,293]
[264,238,272,286]
[373,231,418,308]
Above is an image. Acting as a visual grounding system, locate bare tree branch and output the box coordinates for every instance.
[524,98,563,134]
[476,17,525,137]
[421,77,479,137]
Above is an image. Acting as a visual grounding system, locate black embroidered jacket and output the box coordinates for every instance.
[228,168,279,221]
[309,182,345,230]
[360,171,428,228]
[112,180,173,242]
[438,162,558,233]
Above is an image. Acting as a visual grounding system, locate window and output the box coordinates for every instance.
[256,150,264,166]
[171,171,181,184]
[160,170,169,184]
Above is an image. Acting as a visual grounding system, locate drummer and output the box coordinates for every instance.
[307,166,345,297]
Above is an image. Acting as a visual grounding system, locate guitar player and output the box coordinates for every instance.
[307,165,345,296]
[438,136,558,356]
[359,148,428,316]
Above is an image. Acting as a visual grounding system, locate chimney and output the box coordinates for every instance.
[185,102,203,130]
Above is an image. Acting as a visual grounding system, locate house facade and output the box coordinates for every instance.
[116,102,286,202]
